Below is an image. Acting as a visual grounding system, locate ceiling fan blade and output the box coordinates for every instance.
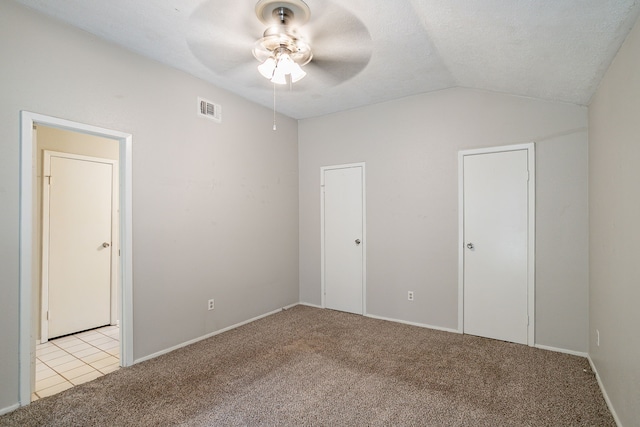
[312,41,373,62]
[222,62,271,90]
[188,38,255,76]
[301,2,373,85]
[301,55,371,87]
[186,0,263,77]
[306,4,370,44]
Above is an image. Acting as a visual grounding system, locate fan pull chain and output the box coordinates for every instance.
[272,83,277,131]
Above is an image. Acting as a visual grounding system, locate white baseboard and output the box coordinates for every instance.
[134,303,298,364]
[588,355,622,427]
[298,302,323,309]
[297,305,459,334]
[0,403,20,416]
[534,344,588,358]
[364,313,459,334]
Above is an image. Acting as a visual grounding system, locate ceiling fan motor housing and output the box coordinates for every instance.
[253,0,312,66]
[255,0,311,26]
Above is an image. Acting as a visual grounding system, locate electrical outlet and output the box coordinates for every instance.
[596,329,600,347]
[408,291,414,301]
[208,299,215,311]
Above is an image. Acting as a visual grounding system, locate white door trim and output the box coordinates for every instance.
[320,162,366,314]
[19,111,133,405]
[457,143,535,346]
[41,151,119,343]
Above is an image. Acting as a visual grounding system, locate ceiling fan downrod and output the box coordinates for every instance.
[273,7,293,26]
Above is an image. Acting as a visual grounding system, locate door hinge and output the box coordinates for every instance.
[45,175,51,185]
[527,315,529,326]
[46,311,50,320]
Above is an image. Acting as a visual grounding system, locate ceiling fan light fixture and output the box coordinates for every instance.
[275,53,295,74]
[271,65,288,85]
[290,62,306,82]
[258,57,277,79]
[259,51,308,84]
[252,0,312,85]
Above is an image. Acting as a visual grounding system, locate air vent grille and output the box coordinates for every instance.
[198,97,221,123]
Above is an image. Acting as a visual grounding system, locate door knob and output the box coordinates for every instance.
[102,242,110,248]
[355,239,361,245]
[466,243,474,250]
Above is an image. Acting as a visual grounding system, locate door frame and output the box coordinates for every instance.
[320,162,366,314]
[41,151,119,343]
[457,143,535,346]
[19,111,134,405]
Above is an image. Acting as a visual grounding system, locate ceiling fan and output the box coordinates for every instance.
[252,0,313,85]
[187,0,373,90]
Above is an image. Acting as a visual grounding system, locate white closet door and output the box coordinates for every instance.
[323,165,364,314]
[463,149,529,344]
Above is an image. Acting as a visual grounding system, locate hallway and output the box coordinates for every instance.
[33,325,120,400]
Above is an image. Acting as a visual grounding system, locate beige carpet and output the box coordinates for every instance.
[1,305,614,426]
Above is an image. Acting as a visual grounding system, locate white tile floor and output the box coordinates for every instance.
[33,325,120,401]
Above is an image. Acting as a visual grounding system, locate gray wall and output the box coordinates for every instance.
[0,1,299,411]
[299,88,589,352]
[589,11,640,426]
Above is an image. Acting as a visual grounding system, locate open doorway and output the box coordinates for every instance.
[19,112,133,406]
[34,127,119,399]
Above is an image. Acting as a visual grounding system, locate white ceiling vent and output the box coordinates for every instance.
[198,97,221,123]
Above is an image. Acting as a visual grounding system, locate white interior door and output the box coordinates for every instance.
[42,151,115,340]
[322,164,365,314]
[462,147,532,345]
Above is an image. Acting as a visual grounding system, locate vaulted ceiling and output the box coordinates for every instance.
[13,0,640,119]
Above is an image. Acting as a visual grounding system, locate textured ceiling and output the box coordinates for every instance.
[12,0,640,119]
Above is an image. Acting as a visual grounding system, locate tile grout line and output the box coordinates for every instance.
[35,326,120,399]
